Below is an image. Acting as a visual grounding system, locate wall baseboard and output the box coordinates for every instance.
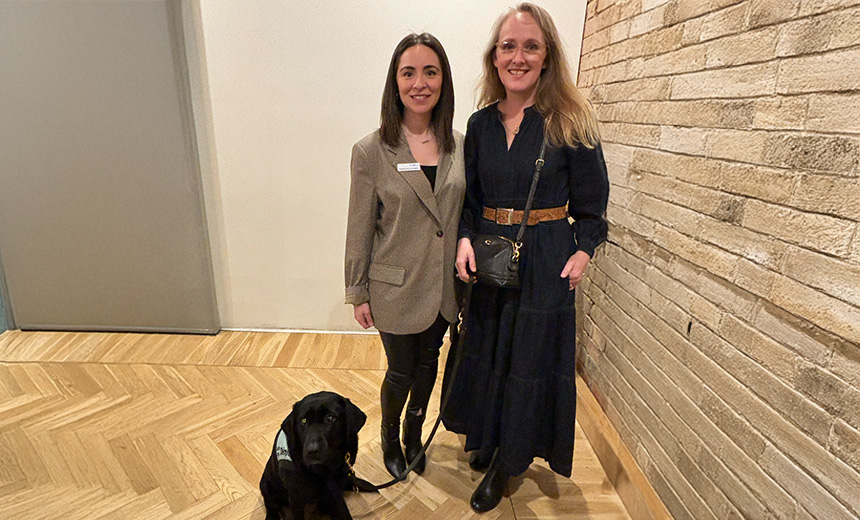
[576,373,673,520]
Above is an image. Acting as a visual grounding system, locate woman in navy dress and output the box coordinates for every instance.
[442,3,609,512]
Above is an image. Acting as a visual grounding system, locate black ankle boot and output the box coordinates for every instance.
[381,423,407,478]
[470,455,509,512]
[402,409,426,474]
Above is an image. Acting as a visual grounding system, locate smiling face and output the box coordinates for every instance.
[396,44,443,118]
[493,11,547,100]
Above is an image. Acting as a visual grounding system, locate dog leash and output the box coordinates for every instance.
[349,275,476,491]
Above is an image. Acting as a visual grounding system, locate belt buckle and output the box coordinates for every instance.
[497,208,514,225]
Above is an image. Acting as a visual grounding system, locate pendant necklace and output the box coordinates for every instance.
[501,115,520,136]
[404,127,433,144]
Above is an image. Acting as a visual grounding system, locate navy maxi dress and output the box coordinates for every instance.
[441,103,609,478]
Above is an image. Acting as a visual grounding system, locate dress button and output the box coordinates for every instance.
[436,230,444,237]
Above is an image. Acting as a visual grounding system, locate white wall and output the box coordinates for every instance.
[199,0,587,331]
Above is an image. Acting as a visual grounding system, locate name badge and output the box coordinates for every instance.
[397,162,421,172]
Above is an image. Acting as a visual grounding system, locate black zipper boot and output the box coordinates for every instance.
[402,407,426,473]
[380,377,409,478]
[402,341,440,474]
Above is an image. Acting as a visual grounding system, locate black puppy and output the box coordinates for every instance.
[260,391,374,520]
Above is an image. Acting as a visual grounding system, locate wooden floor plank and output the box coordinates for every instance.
[135,433,196,513]
[2,426,51,487]
[0,365,23,398]
[96,333,149,364]
[79,431,132,494]
[271,333,301,367]
[161,435,220,502]
[109,433,160,495]
[217,436,264,489]
[94,489,173,520]
[188,434,254,502]
[229,333,284,368]
[0,330,636,519]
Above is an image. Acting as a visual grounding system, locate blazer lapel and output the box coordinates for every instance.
[434,148,452,196]
[387,139,442,225]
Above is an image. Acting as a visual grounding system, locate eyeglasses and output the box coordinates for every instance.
[495,40,547,56]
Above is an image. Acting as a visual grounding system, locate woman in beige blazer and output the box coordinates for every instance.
[344,33,465,478]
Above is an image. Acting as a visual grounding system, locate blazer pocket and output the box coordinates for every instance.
[368,263,405,286]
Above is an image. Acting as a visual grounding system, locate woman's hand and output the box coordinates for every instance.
[353,303,374,329]
[561,251,592,291]
[456,237,476,282]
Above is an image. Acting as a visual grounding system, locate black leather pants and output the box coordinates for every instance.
[378,314,449,443]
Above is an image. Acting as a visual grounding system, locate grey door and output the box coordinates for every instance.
[0,0,219,333]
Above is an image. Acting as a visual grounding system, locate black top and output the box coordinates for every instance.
[420,164,437,191]
[458,104,609,257]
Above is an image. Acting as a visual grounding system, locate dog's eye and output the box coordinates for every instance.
[326,414,336,423]
[300,418,307,424]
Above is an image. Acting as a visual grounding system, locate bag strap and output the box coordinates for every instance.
[350,276,477,491]
[515,139,548,245]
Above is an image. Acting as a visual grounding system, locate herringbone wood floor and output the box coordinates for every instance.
[0,330,630,519]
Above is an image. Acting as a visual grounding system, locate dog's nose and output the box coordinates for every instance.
[304,437,327,461]
[305,440,322,455]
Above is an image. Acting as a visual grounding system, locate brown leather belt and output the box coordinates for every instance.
[482,205,568,225]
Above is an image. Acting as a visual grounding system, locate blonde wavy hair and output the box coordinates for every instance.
[478,2,600,148]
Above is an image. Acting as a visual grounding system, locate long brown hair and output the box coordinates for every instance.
[379,33,455,154]
[478,3,599,148]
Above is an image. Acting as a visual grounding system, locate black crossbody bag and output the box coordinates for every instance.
[471,139,547,288]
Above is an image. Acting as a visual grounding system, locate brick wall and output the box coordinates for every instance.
[576,1,860,519]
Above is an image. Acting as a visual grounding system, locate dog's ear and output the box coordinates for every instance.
[343,398,366,465]
[282,404,303,466]
[344,398,367,435]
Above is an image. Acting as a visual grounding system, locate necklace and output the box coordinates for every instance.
[403,127,433,144]
[502,117,520,136]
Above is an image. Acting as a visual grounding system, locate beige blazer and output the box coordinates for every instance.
[345,129,465,334]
